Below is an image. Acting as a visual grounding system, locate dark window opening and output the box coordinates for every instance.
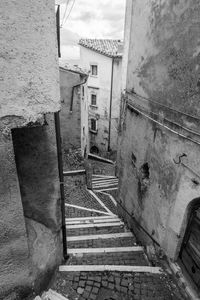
[91,64,98,76]
[91,119,97,131]
[90,145,99,154]
[91,94,97,106]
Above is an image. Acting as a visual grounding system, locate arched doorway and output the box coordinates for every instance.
[90,145,99,155]
[179,199,200,290]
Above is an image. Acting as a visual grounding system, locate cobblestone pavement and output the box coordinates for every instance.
[94,192,118,215]
[51,162,186,300]
[53,271,183,300]
[65,186,107,213]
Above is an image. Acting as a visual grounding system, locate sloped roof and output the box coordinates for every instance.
[59,62,88,76]
[79,39,123,58]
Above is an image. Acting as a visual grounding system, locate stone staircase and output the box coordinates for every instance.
[59,187,165,299]
[58,171,183,300]
[60,214,161,274]
[91,174,119,192]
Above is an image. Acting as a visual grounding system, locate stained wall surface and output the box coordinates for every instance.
[59,68,88,156]
[12,114,62,297]
[0,130,30,299]
[118,0,200,259]
[0,0,60,128]
[0,1,61,298]
[111,58,122,152]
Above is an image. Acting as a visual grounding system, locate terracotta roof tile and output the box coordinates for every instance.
[59,62,89,75]
[79,39,123,58]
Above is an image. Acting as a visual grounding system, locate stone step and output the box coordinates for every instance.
[65,217,121,225]
[66,251,149,266]
[67,226,129,237]
[93,187,118,192]
[66,221,124,229]
[92,178,118,182]
[92,180,118,185]
[67,232,134,241]
[59,265,162,274]
[66,216,118,222]
[92,175,116,179]
[68,236,136,248]
[67,246,144,254]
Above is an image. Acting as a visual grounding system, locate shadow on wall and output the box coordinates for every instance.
[11,116,61,298]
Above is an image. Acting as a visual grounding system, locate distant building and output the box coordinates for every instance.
[79,39,123,158]
[59,64,89,159]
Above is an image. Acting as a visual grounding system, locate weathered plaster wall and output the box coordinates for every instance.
[0,0,60,128]
[81,84,89,157]
[121,0,134,91]
[12,114,62,296]
[0,130,30,299]
[110,58,122,152]
[60,69,82,152]
[118,0,200,259]
[127,0,200,118]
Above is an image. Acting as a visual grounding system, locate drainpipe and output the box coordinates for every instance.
[70,75,88,112]
[56,5,61,58]
[108,57,114,152]
[54,112,68,260]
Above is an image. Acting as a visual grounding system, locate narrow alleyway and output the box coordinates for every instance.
[50,160,186,300]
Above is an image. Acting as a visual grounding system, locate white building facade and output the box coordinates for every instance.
[79,39,123,158]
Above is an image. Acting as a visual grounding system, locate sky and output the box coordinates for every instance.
[55,0,126,61]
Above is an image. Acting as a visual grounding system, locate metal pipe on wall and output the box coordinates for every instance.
[54,112,68,260]
[108,57,114,152]
[70,75,88,112]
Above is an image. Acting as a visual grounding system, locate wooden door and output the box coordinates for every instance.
[180,207,200,289]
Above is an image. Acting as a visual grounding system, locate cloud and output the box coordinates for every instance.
[60,0,126,39]
[60,45,80,60]
[60,28,80,46]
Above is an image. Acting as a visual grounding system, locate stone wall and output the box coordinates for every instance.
[0,130,30,299]
[11,114,61,298]
[110,58,122,155]
[60,68,85,153]
[0,0,60,128]
[0,1,61,298]
[118,0,200,260]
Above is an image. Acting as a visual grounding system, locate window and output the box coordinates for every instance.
[91,119,97,131]
[91,94,97,106]
[90,64,98,76]
[82,86,84,97]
